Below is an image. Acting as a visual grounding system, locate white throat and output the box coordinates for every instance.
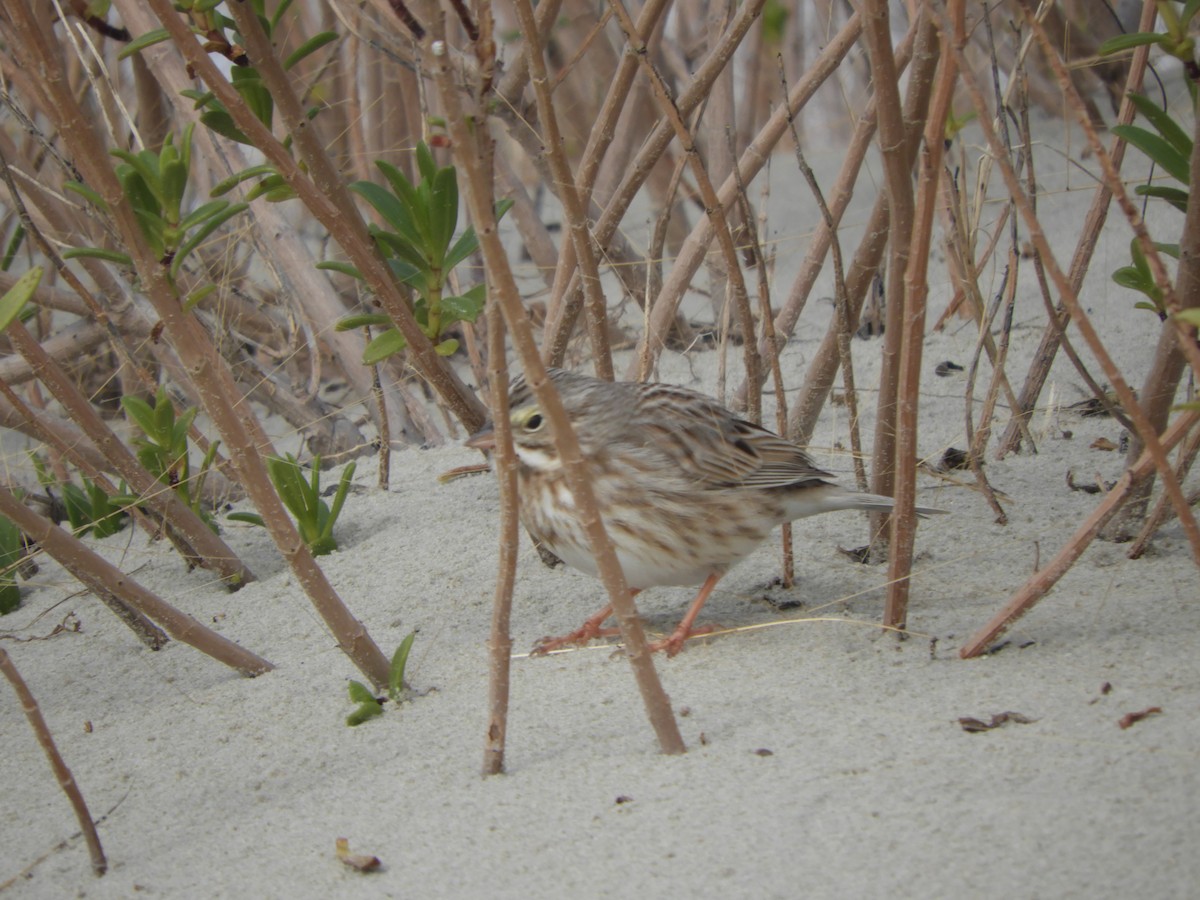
[515,445,562,472]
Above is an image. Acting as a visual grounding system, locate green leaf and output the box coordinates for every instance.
[1126,94,1193,159]
[63,181,108,211]
[1098,33,1167,56]
[0,266,42,333]
[118,27,172,60]
[335,313,392,330]
[440,284,486,326]
[232,66,274,127]
[183,283,217,312]
[362,328,406,365]
[121,394,158,441]
[210,164,279,197]
[111,148,165,206]
[1113,125,1191,184]
[352,180,425,251]
[1134,184,1191,213]
[178,199,233,233]
[284,31,338,70]
[315,261,364,280]
[200,108,252,146]
[346,702,384,726]
[322,461,356,542]
[1183,0,1200,29]
[374,162,428,241]
[244,173,294,203]
[347,679,377,705]
[433,337,458,356]
[371,229,432,276]
[170,202,248,279]
[346,679,384,726]
[429,164,459,264]
[388,631,415,701]
[415,142,437,184]
[61,247,134,267]
[1112,266,1152,292]
[226,511,266,527]
[443,228,480,273]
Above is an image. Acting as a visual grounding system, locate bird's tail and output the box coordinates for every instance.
[784,486,947,520]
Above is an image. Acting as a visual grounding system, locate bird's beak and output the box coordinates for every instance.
[465,423,496,451]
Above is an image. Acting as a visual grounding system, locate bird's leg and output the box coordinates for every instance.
[532,591,642,654]
[649,573,722,657]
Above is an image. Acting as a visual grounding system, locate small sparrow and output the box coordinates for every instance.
[469,369,944,655]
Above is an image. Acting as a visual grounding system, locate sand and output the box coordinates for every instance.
[2,134,1199,899]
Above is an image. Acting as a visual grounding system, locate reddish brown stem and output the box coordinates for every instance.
[1,647,107,875]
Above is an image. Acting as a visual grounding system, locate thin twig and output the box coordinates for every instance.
[512,0,613,379]
[960,410,1200,657]
[1,647,107,875]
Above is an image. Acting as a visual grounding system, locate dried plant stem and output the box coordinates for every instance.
[422,5,684,755]
[545,0,773,367]
[882,0,958,629]
[371,352,391,490]
[786,11,937,444]
[626,9,863,380]
[862,0,919,557]
[783,103,867,492]
[960,409,1200,658]
[732,145,794,583]
[0,647,107,875]
[1011,4,1200,561]
[1128,426,1200,558]
[115,0,386,441]
[482,290,516,777]
[0,486,273,674]
[961,254,1014,523]
[147,0,486,435]
[995,0,1155,457]
[606,0,760,417]
[540,0,671,345]
[512,0,613,380]
[12,0,392,688]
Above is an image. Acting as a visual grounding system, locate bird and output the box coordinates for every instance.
[467,368,945,656]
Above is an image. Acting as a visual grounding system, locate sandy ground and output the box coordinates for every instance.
[3,132,1199,898]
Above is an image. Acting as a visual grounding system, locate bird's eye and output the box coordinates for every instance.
[524,413,544,432]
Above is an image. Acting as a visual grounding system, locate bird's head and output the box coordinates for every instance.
[465,369,619,472]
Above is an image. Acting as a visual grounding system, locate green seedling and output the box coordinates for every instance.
[345,680,384,726]
[116,386,219,529]
[63,125,248,287]
[388,631,416,702]
[0,515,23,615]
[324,142,511,364]
[30,455,128,539]
[345,632,417,725]
[227,454,355,556]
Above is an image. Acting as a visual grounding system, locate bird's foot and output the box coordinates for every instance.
[648,622,720,657]
[531,604,616,655]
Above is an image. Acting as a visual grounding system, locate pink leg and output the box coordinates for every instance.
[532,590,641,654]
[649,573,722,657]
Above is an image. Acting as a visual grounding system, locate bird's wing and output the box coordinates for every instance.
[625,384,834,491]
